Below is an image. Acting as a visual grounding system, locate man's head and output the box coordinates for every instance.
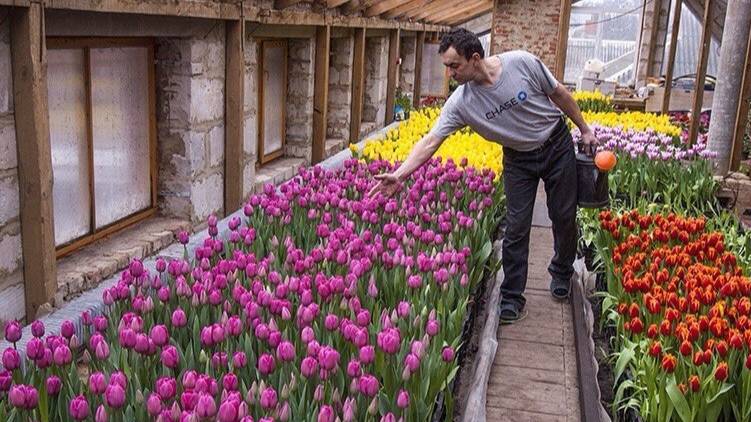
[438,28,485,85]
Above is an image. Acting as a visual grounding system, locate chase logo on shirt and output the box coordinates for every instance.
[485,90,528,120]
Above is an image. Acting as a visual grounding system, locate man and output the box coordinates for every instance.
[369,28,597,324]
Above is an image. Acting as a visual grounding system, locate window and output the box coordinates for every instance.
[257,39,288,165]
[47,38,157,258]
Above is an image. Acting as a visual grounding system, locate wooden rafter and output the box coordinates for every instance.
[553,0,572,81]
[364,0,413,17]
[432,1,491,24]
[444,4,493,26]
[326,0,352,7]
[408,0,457,20]
[274,0,304,9]
[341,0,377,14]
[384,0,433,19]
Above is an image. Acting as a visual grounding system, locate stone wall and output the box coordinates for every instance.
[156,24,226,226]
[285,38,315,164]
[363,36,388,125]
[490,0,562,71]
[0,13,25,324]
[243,38,259,199]
[327,36,354,141]
[399,35,416,96]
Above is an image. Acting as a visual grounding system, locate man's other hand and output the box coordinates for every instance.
[368,173,402,198]
[580,130,599,156]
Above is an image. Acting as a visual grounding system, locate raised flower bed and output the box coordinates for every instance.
[1,110,505,422]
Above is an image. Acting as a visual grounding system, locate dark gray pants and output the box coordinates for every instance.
[500,118,578,310]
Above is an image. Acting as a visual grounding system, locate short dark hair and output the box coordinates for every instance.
[438,28,484,60]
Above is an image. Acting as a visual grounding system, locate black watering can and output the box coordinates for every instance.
[575,142,609,208]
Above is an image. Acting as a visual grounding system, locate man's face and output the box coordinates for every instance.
[441,46,478,85]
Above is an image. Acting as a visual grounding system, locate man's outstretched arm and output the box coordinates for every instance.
[368,132,445,198]
[548,84,598,154]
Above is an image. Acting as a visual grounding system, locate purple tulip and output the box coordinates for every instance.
[442,346,455,362]
[359,345,375,364]
[161,345,179,369]
[8,384,26,408]
[318,404,335,422]
[46,375,62,395]
[60,320,76,339]
[110,371,127,389]
[2,347,20,370]
[171,308,187,328]
[196,393,217,418]
[358,374,379,397]
[89,372,107,394]
[4,320,22,343]
[259,387,277,409]
[146,393,162,416]
[218,399,238,422]
[69,395,90,420]
[95,404,107,422]
[404,353,420,372]
[397,389,410,408]
[258,353,276,375]
[178,231,190,245]
[426,319,440,337]
[377,327,401,354]
[276,341,296,362]
[232,351,247,369]
[25,338,45,360]
[31,320,45,338]
[95,340,110,360]
[156,376,177,401]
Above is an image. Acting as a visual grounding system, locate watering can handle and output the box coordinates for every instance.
[576,140,596,157]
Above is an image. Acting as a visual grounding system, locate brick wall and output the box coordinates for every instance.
[490,0,562,71]
[327,36,354,141]
[155,24,226,226]
[0,13,25,324]
[285,38,315,164]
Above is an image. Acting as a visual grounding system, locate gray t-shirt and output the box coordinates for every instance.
[429,50,564,152]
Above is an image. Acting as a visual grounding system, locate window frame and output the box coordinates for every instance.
[47,37,158,259]
[256,38,289,166]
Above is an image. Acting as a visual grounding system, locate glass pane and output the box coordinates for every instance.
[48,48,91,246]
[90,47,151,229]
[563,0,642,85]
[421,43,446,96]
[262,43,285,157]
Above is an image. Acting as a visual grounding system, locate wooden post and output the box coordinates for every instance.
[10,5,57,320]
[731,27,751,171]
[312,25,330,164]
[225,19,245,214]
[385,28,400,125]
[688,0,712,145]
[349,27,366,145]
[554,0,572,81]
[661,0,683,114]
[413,31,424,109]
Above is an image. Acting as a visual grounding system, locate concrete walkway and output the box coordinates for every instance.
[485,186,581,421]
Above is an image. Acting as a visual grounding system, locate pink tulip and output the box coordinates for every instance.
[318,404,335,422]
[301,356,318,378]
[104,383,125,408]
[404,353,420,372]
[95,340,110,360]
[95,404,107,422]
[358,374,379,397]
[110,371,128,389]
[46,376,62,395]
[426,319,440,337]
[317,346,341,371]
[25,338,45,360]
[233,351,247,369]
[276,341,296,362]
[359,345,375,364]
[397,389,410,408]
[147,393,162,416]
[258,353,276,375]
[161,345,180,369]
[196,393,217,418]
[89,372,107,395]
[69,395,90,420]
[218,400,238,422]
[8,384,26,408]
[347,360,362,378]
[442,346,455,362]
[260,387,277,410]
[156,377,177,401]
[4,320,22,343]
[223,373,238,391]
[53,344,72,366]
[377,327,401,354]
[31,320,45,338]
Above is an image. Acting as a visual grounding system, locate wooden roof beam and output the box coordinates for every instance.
[326,0,352,7]
[364,0,413,17]
[408,0,466,21]
[438,2,493,25]
[427,0,489,23]
[383,0,433,19]
[341,0,377,14]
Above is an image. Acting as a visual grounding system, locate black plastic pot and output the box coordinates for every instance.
[576,152,609,208]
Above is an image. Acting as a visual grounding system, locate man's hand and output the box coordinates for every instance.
[368,173,402,198]
[579,129,599,156]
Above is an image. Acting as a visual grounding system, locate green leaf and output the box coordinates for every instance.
[666,376,692,422]
[478,240,492,263]
[706,382,734,404]
[613,342,635,384]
